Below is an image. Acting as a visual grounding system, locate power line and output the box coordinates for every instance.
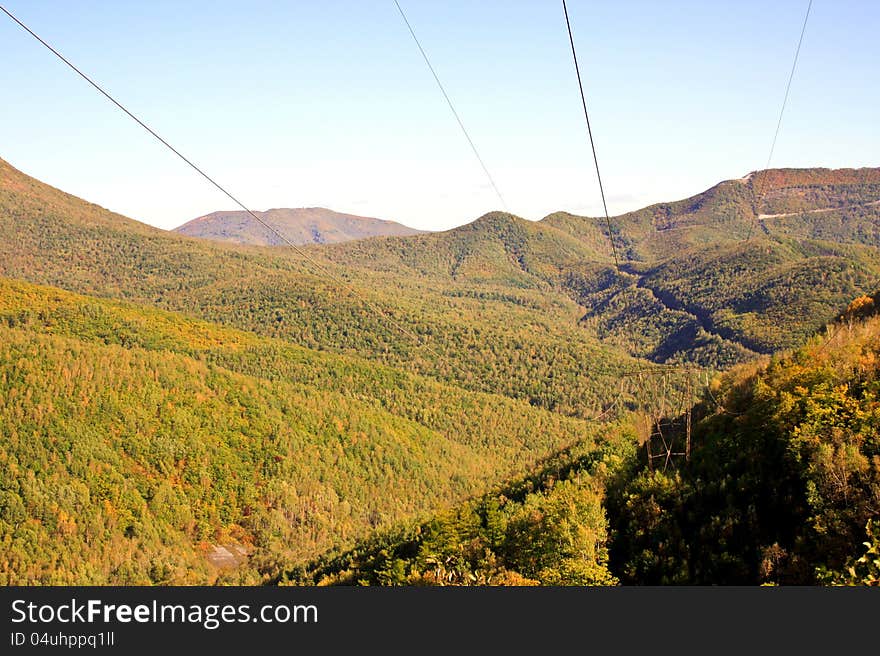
[0,2,450,369]
[2,2,651,418]
[746,0,813,240]
[1,2,715,423]
[0,5,318,269]
[561,0,621,272]
[392,6,704,404]
[392,0,508,212]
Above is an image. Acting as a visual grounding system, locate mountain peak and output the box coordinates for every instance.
[461,211,531,230]
[174,207,423,246]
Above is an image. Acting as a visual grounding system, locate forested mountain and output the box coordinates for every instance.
[3,157,879,378]
[174,207,422,246]
[0,157,639,419]
[293,298,880,586]
[609,294,880,585]
[324,167,880,366]
[1,155,879,585]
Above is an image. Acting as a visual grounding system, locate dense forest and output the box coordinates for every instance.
[4,158,880,383]
[609,295,880,585]
[289,436,634,586]
[0,278,604,584]
[292,299,880,586]
[1,157,879,585]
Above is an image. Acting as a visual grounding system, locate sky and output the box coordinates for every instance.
[1,1,877,231]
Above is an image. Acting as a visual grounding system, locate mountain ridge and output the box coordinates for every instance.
[5,156,880,372]
[174,206,423,246]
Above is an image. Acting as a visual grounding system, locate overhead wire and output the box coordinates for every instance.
[0,5,333,279]
[1,2,642,425]
[392,0,509,212]
[559,0,713,424]
[393,2,700,414]
[561,0,621,272]
[603,0,822,421]
[735,1,880,380]
[0,2,462,378]
[745,0,813,240]
[1,2,735,426]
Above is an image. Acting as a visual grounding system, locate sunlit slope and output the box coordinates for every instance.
[5,156,879,382]
[0,157,639,417]
[540,168,880,361]
[610,294,880,584]
[290,436,631,587]
[0,277,604,584]
[543,168,880,259]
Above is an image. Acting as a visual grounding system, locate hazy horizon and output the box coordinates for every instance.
[2,0,877,231]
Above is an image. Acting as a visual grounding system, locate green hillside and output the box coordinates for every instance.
[293,297,880,586]
[290,435,632,586]
[3,157,880,586]
[0,277,607,584]
[638,239,878,353]
[607,297,880,585]
[4,157,880,376]
[0,157,639,419]
[542,168,880,362]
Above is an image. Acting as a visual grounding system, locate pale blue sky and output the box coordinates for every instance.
[1,1,876,231]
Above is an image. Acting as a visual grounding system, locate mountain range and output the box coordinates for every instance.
[1,155,878,585]
[174,207,422,246]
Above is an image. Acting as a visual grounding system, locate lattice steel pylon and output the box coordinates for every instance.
[627,368,697,472]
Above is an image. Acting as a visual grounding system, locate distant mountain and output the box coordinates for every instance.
[4,155,880,374]
[173,207,423,246]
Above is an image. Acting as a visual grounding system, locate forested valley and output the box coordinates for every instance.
[1,158,878,585]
